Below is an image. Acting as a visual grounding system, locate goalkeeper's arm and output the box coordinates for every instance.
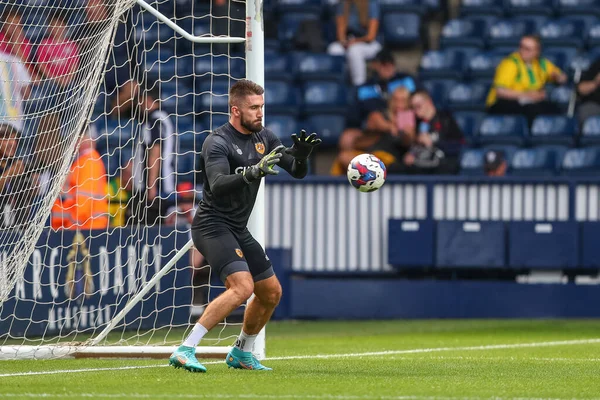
[274,130,322,179]
[204,135,284,196]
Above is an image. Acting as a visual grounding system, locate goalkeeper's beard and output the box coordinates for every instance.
[241,114,263,133]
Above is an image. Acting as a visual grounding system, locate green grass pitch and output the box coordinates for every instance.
[2,319,600,399]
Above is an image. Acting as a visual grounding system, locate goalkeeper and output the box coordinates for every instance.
[170,80,321,372]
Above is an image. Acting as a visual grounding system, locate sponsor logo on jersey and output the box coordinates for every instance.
[235,248,244,258]
[255,142,265,154]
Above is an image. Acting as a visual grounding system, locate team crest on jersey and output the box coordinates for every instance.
[255,142,265,154]
[235,248,244,258]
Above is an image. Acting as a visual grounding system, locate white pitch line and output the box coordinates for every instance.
[1,337,600,378]
[0,394,588,400]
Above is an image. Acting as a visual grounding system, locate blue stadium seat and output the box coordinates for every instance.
[388,219,435,267]
[556,0,600,17]
[580,116,600,145]
[302,81,347,114]
[419,50,467,80]
[561,146,600,175]
[265,80,301,116]
[581,222,600,268]
[101,147,133,178]
[292,53,346,82]
[176,153,198,183]
[587,22,600,48]
[194,54,245,81]
[436,221,506,268]
[467,51,506,81]
[567,54,594,76]
[156,82,195,117]
[196,81,230,114]
[200,113,230,130]
[379,0,427,14]
[514,15,551,33]
[176,117,207,152]
[508,221,579,269]
[264,53,293,82]
[487,19,533,49]
[421,79,456,109]
[460,0,504,16]
[175,117,195,148]
[510,147,563,176]
[23,12,47,43]
[306,114,346,147]
[133,16,177,49]
[382,12,421,47]
[95,118,136,149]
[530,115,577,146]
[454,111,485,145]
[278,11,321,51]
[543,47,578,72]
[505,0,555,16]
[549,85,574,113]
[565,15,600,38]
[446,82,489,112]
[265,114,298,146]
[478,115,528,146]
[539,18,585,48]
[439,18,487,49]
[275,0,323,14]
[459,147,485,175]
[143,48,176,82]
[174,54,194,84]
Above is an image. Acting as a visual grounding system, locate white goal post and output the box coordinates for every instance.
[0,0,267,360]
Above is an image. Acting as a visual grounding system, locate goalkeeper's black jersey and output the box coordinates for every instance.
[192,122,301,232]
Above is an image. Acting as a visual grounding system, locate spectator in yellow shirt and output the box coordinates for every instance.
[486,35,567,126]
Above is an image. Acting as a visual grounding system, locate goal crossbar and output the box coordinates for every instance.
[0,0,266,361]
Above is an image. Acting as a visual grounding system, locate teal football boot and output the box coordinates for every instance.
[169,345,207,373]
[225,347,272,371]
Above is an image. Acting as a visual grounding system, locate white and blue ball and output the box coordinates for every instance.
[347,153,387,192]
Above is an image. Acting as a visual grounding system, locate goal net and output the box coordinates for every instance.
[0,0,259,359]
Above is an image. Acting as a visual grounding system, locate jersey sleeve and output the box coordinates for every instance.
[543,58,563,81]
[493,58,518,89]
[203,133,247,196]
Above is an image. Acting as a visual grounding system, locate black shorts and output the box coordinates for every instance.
[191,224,274,284]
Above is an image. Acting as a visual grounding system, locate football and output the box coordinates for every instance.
[347,153,387,192]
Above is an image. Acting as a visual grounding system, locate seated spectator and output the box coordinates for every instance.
[365,86,416,140]
[0,123,29,228]
[486,35,567,126]
[51,127,109,230]
[36,12,81,88]
[0,52,31,134]
[0,8,33,65]
[332,87,415,174]
[576,57,600,127]
[331,50,420,175]
[328,0,382,86]
[484,150,507,177]
[402,90,464,175]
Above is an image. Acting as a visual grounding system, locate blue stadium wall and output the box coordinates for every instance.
[266,175,600,320]
[4,175,600,337]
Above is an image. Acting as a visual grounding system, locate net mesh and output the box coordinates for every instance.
[0,0,247,358]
